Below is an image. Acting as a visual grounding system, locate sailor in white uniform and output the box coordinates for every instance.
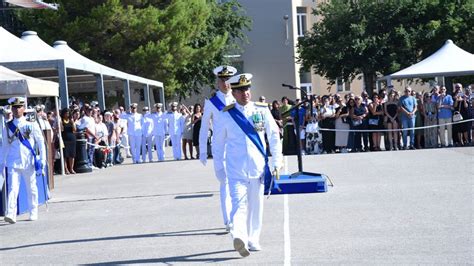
[215,74,283,257]
[141,106,154,163]
[199,65,237,232]
[151,103,167,161]
[126,103,143,164]
[0,97,47,224]
[166,102,183,160]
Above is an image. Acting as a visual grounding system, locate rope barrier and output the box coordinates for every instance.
[84,135,170,149]
[312,118,474,133]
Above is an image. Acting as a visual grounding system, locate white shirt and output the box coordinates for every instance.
[199,90,235,156]
[166,111,183,135]
[151,111,167,136]
[0,116,46,169]
[141,112,154,137]
[95,122,109,143]
[126,112,143,136]
[215,101,283,180]
[78,115,96,138]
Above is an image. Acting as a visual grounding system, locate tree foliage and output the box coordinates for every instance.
[17,0,250,99]
[297,0,474,93]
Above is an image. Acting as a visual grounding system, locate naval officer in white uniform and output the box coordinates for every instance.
[1,97,47,224]
[151,103,167,161]
[199,65,237,232]
[166,102,183,160]
[141,106,154,163]
[126,103,143,164]
[216,74,283,257]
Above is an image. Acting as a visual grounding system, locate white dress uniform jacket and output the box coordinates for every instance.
[1,116,47,222]
[217,102,283,180]
[151,111,167,161]
[199,90,235,168]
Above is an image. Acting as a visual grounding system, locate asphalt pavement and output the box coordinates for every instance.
[1,146,473,265]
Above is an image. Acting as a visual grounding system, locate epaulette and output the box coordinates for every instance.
[223,103,235,112]
[255,102,269,107]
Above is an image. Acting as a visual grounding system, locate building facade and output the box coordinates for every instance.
[234,0,364,103]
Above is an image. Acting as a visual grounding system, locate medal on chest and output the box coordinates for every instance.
[7,123,32,143]
[251,110,266,132]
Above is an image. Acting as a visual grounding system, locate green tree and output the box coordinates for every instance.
[17,0,250,99]
[297,0,474,94]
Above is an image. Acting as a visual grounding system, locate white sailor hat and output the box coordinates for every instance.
[143,106,149,111]
[154,103,163,108]
[8,97,26,107]
[130,103,138,108]
[213,65,237,78]
[171,102,178,107]
[227,73,253,90]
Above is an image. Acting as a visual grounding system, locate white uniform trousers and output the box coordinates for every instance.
[129,135,142,163]
[214,168,231,226]
[229,178,264,247]
[5,167,38,221]
[154,135,166,161]
[170,134,182,160]
[141,135,154,162]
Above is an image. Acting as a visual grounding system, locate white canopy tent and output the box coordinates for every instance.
[0,66,65,176]
[0,66,58,98]
[5,0,58,10]
[383,40,474,84]
[0,27,165,109]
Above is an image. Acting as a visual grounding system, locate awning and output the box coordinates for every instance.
[0,65,59,98]
[386,40,474,80]
[5,0,58,10]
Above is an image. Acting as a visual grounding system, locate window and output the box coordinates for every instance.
[299,69,312,95]
[300,83,313,95]
[336,78,350,92]
[296,7,307,38]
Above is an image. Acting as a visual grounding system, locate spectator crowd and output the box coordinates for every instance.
[2,83,472,175]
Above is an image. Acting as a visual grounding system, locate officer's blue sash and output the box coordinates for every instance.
[226,106,277,194]
[6,121,42,173]
[209,95,225,111]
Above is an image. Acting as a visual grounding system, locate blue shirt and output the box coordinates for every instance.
[399,95,417,119]
[290,107,306,127]
[437,95,453,119]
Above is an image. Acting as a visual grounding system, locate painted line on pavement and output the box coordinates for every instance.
[284,194,291,266]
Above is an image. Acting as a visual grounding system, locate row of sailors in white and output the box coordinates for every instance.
[119,102,186,163]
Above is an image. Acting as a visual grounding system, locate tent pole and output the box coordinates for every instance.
[55,97,65,176]
[123,80,131,109]
[96,74,106,111]
[144,84,150,109]
[160,86,166,108]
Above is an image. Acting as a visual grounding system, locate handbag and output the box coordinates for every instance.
[352,119,362,126]
[452,103,463,122]
[305,121,319,133]
[453,111,463,122]
[368,118,379,125]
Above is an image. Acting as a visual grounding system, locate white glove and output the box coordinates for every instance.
[199,153,207,166]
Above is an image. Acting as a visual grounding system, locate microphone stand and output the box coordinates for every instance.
[280,85,333,186]
[281,99,308,173]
